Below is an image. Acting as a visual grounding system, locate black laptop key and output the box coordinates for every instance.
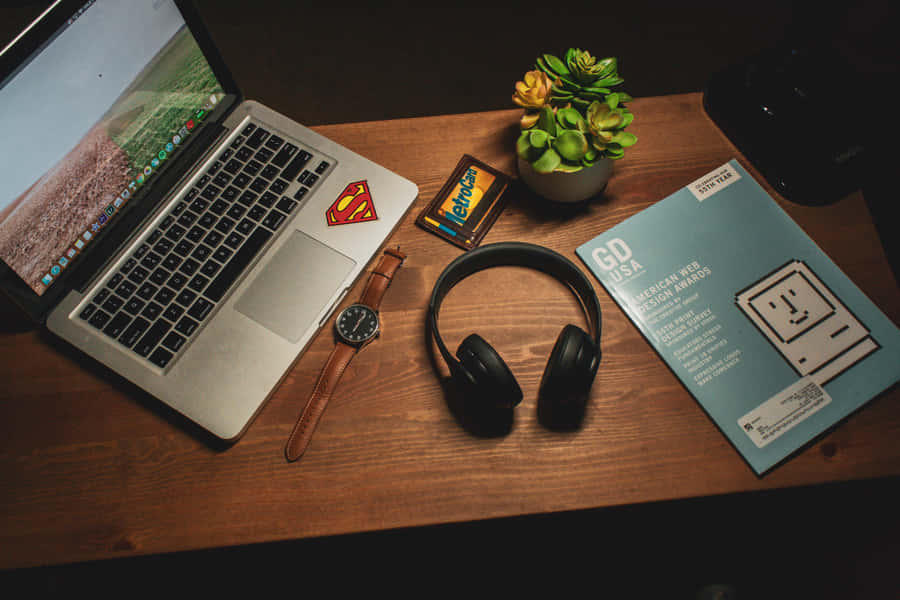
[243,159,262,175]
[281,152,309,181]
[188,274,209,293]
[224,232,244,249]
[115,280,137,299]
[250,177,268,193]
[222,185,240,202]
[163,304,183,322]
[224,159,243,175]
[179,258,200,277]
[154,238,174,256]
[269,178,288,195]
[93,288,110,305]
[236,218,255,235]
[148,347,173,369]
[103,312,132,339]
[162,331,186,353]
[127,265,149,284]
[88,309,111,330]
[261,165,279,181]
[155,286,176,305]
[134,319,171,357]
[259,191,277,208]
[210,198,229,215]
[201,183,221,200]
[175,316,199,337]
[120,317,150,348]
[205,226,272,302]
[262,210,286,231]
[186,226,205,243]
[124,297,145,316]
[246,127,269,148]
[265,134,284,150]
[79,304,96,321]
[136,282,158,301]
[276,197,297,213]
[188,297,213,321]
[255,147,274,163]
[168,272,188,290]
[101,295,124,314]
[176,289,197,307]
[121,257,137,274]
[141,301,163,321]
[237,190,258,207]
[272,143,297,167]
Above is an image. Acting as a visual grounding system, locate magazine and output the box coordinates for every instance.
[576,160,900,474]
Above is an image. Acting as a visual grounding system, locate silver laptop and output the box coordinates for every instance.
[0,0,418,441]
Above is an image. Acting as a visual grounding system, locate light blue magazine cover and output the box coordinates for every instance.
[576,160,900,474]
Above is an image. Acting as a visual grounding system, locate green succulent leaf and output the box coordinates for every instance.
[516,132,533,159]
[556,107,583,130]
[620,112,634,128]
[532,147,562,174]
[555,161,584,173]
[571,97,591,110]
[595,75,624,88]
[583,86,611,96]
[554,129,588,162]
[606,145,626,160]
[612,131,638,147]
[541,54,570,76]
[535,106,557,136]
[528,128,550,149]
[595,57,617,79]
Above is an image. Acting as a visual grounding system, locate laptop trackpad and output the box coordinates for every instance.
[235,230,355,343]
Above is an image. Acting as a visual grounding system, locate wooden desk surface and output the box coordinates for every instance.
[2,93,899,570]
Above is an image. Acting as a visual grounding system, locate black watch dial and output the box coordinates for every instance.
[335,304,379,344]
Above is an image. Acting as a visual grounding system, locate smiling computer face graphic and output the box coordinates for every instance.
[736,260,878,384]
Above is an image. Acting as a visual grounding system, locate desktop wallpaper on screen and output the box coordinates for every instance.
[0,0,223,296]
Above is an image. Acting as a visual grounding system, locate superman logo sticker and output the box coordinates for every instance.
[326,180,378,226]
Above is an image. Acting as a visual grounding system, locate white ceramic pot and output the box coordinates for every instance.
[517,156,614,204]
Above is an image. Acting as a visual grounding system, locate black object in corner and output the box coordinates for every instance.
[703,45,867,206]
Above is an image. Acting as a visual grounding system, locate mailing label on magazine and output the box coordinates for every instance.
[738,377,832,448]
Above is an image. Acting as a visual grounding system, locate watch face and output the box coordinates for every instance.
[335,304,379,344]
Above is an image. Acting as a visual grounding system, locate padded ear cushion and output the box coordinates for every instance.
[456,334,523,409]
[538,325,598,417]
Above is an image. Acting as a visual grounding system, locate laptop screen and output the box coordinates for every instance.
[0,0,224,296]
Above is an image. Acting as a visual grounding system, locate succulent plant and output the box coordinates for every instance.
[513,48,637,173]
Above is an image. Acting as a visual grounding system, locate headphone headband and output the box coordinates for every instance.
[427,242,602,370]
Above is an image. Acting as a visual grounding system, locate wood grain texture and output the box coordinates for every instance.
[1,94,898,569]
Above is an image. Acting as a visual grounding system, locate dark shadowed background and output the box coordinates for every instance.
[2,0,898,596]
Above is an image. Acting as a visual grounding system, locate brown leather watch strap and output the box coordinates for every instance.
[284,247,406,462]
[285,342,356,462]
[360,247,406,310]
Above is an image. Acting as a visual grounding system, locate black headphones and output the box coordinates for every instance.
[427,242,602,428]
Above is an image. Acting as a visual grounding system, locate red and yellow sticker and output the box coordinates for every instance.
[326,180,378,226]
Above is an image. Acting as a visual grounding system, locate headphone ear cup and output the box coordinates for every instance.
[538,324,598,427]
[455,333,523,409]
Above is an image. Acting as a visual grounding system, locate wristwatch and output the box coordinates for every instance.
[284,247,406,462]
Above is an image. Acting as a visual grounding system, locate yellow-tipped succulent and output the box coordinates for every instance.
[514,48,637,173]
[513,70,552,110]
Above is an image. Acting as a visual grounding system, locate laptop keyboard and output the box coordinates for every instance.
[76,122,333,369]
